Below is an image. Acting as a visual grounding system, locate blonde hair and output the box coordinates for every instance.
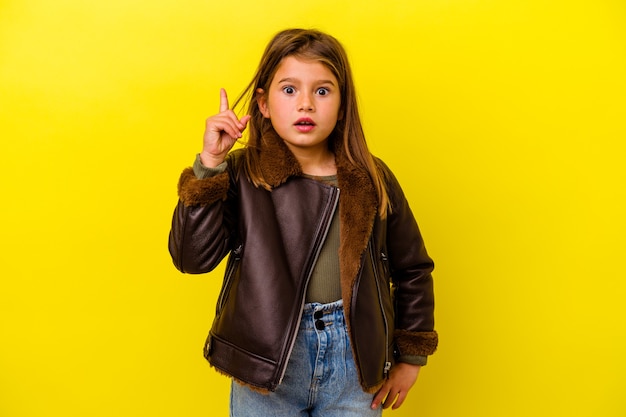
[233,28,390,218]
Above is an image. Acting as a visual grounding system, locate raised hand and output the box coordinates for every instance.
[200,88,251,167]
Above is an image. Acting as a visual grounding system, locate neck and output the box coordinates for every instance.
[290,148,336,176]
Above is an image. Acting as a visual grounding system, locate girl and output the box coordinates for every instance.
[169,28,437,416]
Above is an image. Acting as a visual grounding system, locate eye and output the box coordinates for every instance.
[316,87,330,96]
[282,86,295,95]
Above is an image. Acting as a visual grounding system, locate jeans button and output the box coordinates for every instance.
[315,319,325,330]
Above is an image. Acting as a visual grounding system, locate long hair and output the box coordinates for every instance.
[233,28,390,218]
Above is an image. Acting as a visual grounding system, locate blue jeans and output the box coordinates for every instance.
[230,300,382,417]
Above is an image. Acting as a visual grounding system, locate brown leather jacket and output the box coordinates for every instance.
[168,133,437,393]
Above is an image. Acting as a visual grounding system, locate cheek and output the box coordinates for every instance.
[267,95,288,117]
[271,105,288,120]
[330,103,342,121]
[330,98,342,116]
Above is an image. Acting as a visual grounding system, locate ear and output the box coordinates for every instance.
[256,88,270,118]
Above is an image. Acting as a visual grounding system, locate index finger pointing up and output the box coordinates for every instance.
[219,88,229,112]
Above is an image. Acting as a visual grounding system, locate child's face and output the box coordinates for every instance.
[257,56,341,157]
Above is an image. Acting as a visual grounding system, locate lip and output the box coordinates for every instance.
[294,117,316,133]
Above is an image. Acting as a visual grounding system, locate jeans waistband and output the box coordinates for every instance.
[301,299,344,330]
[303,299,343,315]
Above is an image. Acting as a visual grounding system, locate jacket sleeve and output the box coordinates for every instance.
[168,153,240,274]
[380,161,438,358]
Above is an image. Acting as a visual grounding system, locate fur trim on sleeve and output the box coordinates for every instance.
[394,329,438,356]
[177,167,230,207]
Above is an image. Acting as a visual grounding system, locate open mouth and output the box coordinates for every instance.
[295,118,316,127]
[294,118,316,132]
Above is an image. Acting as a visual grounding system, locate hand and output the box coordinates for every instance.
[200,88,251,167]
[371,363,421,410]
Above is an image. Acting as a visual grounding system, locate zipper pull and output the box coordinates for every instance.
[203,335,212,358]
[233,244,243,259]
[383,361,392,375]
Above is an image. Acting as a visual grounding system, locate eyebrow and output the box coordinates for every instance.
[277,77,337,86]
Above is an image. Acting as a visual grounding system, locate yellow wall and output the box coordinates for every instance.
[1,0,625,416]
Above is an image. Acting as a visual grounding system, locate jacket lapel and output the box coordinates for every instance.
[258,130,302,187]
[334,144,378,314]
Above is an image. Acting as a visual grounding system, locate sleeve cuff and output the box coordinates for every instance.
[397,355,428,366]
[193,154,228,179]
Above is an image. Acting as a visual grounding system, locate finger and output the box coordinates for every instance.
[391,391,408,410]
[226,114,251,135]
[208,113,244,133]
[219,88,229,113]
[382,391,399,410]
[239,115,252,130]
[371,386,389,410]
[207,118,242,140]
[222,110,247,130]
[219,121,243,139]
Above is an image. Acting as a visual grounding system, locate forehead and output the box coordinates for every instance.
[272,56,337,84]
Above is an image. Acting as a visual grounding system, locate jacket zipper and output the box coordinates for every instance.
[370,243,392,376]
[277,185,340,386]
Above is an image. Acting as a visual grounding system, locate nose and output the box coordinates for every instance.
[298,92,314,112]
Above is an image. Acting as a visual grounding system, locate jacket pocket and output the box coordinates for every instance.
[216,244,242,315]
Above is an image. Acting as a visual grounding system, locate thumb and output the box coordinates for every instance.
[240,115,252,128]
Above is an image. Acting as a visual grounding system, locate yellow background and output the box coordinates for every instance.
[1,0,625,416]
